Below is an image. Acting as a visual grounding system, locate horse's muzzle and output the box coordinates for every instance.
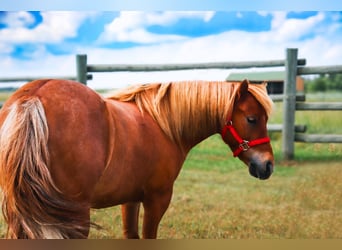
[249,160,273,180]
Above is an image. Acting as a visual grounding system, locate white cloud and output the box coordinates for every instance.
[271,12,325,42]
[98,11,215,44]
[146,11,215,24]
[101,26,186,44]
[79,25,342,88]
[0,12,96,44]
[1,11,342,90]
[270,11,287,30]
[0,52,75,76]
[1,11,35,28]
[296,36,342,65]
[0,42,13,54]
[0,11,98,62]
[2,26,342,89]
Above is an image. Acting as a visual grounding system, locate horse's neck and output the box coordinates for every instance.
[176,99,223,153]
[164,82,235,152]
[181,126,219,153]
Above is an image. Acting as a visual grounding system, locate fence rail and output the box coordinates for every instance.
[296,102,342,110]
[0,75,92,83]
[0,76,75,82]
[298,65,342,75]
[270,94,305,102]
[76,54,306,85]
[86,59,307,73]
[295,134,342,143]
[267,124,307,133]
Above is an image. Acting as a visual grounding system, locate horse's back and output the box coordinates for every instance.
[0,79,110,202]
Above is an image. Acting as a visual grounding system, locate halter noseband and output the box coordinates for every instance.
[221,119,270,157]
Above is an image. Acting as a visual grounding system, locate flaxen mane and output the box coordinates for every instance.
[109,81,272,145]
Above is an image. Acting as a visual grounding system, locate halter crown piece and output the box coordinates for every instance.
[221,119,270,157]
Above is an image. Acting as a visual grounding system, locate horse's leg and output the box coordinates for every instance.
[121,202,141,239]
[142,189,173,239]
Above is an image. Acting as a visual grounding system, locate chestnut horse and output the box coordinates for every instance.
[0,79,274,239]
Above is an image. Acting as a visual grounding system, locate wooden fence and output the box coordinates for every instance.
[282,48,342,160]
[0,75,92,84]
[1,49,341,161]
[76,49,342,160]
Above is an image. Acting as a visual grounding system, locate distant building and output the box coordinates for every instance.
[226,71,304,94]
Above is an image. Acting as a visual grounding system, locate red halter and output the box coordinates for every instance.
[221,119,270,157]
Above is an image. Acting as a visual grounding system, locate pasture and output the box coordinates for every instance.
[0,90,341,238]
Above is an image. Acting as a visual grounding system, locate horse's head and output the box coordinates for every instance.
[221,80,274,180]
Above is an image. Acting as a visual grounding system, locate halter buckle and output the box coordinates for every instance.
[226,120,233,126]
[239,140,250,151]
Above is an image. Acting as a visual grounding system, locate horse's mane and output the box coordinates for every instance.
[108,81,273,145]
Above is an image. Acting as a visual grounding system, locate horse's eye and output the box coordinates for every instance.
[247,116,257,124]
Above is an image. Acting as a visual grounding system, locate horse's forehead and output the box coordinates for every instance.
[236,92,264,114]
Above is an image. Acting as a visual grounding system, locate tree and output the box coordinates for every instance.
[305,74,342,92]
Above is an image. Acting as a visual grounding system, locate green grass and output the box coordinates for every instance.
[0,92,14,103]
[182,135,244,173]
[89,132,341,238]
[87,160,342,239]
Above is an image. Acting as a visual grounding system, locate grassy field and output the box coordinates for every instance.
[86,133,342,239]
[0,90,341,238]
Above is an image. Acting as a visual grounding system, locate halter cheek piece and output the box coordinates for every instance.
[221,119,270,157]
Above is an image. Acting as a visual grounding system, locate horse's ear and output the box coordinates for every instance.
[237,79,249,100]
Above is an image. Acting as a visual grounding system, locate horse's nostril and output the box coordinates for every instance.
[265,160,273,175]
[249,162,258,178]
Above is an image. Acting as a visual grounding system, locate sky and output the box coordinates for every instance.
[1,10,342,89]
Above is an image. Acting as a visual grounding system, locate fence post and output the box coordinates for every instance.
[282,48,298,160]
[76,54,87,85]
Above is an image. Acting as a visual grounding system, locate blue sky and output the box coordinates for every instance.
[1,0,342,11]
[1,11,342,89]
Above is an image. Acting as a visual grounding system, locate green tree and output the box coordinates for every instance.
[312,76,327,92]
[305,73,342,92]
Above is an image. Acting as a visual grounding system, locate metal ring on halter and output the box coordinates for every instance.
[226,120,233,126]
[239,140,250,151]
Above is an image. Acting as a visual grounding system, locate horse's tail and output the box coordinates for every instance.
[0,97,88,238]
